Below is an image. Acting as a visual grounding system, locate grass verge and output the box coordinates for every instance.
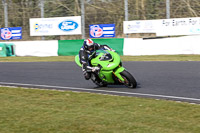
[0,86,200,133]
[1,55,200,62]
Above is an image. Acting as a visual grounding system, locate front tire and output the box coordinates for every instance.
[120,70,137,88]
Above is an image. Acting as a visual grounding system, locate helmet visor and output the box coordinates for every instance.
[88,45,94,51]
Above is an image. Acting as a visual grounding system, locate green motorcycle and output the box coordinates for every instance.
[75,49,137,88]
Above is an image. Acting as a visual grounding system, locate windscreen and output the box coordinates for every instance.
[96,50,112,61]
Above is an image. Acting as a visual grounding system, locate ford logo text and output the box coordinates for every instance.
[58,21,78,31]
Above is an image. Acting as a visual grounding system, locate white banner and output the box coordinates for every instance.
[123,20,157,34]
[123,17,200,36]
[156,17,200,36]
[30,16,82,36]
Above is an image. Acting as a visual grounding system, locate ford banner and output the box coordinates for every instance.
[89,24,115,38]
[1,27,22,40]
[30,16,81,36]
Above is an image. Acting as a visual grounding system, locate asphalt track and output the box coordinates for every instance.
[0,61,200,104]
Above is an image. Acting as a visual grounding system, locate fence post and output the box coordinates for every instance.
[124,0,128,38]
[2,0,8,27]
[81,0,85,39]
[40,0,44,18]
[40,0,45,40]
[166,0,170,19]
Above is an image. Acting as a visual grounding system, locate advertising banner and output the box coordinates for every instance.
[30,16,81,36]
[156,17,200,36]
[123,20,157,34]
[1,27,22,40]
[123,17,200,36]
[89,24,115,38]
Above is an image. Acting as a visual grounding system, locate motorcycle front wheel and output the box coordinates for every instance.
[120,70,137,88]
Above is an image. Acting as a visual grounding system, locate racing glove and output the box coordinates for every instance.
[92,67,100,72]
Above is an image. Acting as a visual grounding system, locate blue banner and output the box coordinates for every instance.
[89,24,115,38]
[1,27,22,40]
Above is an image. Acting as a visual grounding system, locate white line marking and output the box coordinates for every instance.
[0,82,200,102]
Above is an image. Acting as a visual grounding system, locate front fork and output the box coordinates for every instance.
[113,67,125,82]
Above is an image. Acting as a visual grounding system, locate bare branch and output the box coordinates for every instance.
[182,0,198,17]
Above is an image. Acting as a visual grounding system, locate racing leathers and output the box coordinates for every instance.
[79,43,113,80]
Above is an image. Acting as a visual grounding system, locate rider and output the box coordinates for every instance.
[79,38,114,80]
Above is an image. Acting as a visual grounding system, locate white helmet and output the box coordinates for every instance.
[83,38,94,51]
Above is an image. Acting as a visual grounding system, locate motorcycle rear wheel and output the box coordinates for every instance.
[120,70,137,88]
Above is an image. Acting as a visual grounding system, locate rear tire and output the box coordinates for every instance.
[120,70,137,88]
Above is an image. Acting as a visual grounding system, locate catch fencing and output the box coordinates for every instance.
[1,0,200,41]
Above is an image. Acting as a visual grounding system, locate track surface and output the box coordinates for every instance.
[0,61,200,103]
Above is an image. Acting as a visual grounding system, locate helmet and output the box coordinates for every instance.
[83,38,94,51]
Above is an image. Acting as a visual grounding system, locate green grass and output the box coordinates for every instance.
[0,56,75,62]
[0,86,200,133]
[121,55,200,61]
[1,54,200,62]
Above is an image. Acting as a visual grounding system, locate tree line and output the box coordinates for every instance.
[1,0,200,40]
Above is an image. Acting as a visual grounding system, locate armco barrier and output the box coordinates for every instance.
[9,40,59,57]
[93,38,124,55]
[0,43,15,57]
[123,35,200,56]
[1,36,200,57]
[6,43,16,56]
[58,39,84,56]
[0,43,7,57]
[58,38,124,56]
